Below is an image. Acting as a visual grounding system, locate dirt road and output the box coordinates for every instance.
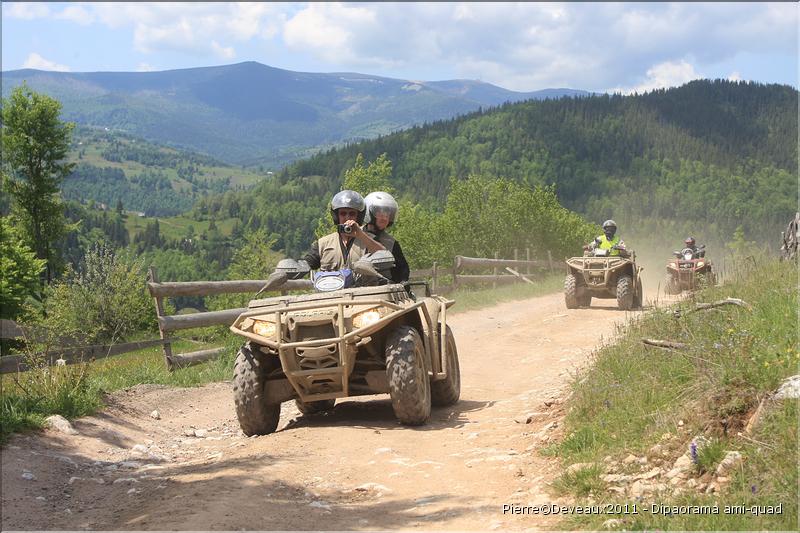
[2,290,667,531]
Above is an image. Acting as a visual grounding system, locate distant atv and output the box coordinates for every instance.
[564,245,643,310]
[229,251,460,436]
[664,246,716,294]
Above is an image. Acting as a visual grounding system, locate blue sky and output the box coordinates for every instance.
[2,2,797,93]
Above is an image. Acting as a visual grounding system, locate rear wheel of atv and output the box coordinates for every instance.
[578,290,592,307]
[564,274,580,309]
[663,274,678,295]
[616,275,634,310]
[431,325,460,407]
[232,342,281,436]
[295,399,336,415]
[634,278,643,308]
[385,325,431,425]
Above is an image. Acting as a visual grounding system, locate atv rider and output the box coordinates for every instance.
[303,190,385,272]
[363,191,410,283]
[681,236,705,258]
[587,219,628,256]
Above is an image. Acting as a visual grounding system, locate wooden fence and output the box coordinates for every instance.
[146,267,314,370]
[0,250,555,373]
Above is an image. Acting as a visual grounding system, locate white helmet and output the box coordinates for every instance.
[364,191,399,227]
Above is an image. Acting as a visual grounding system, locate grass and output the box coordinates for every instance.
[124,212,238,241]
[0,334,239,444]
[549,258,798,530]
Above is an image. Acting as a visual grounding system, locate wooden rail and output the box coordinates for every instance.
[146,267,313,370]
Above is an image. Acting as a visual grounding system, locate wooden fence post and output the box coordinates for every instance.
[148,267,174,371]
[526,248,531,276]
[432,261,438,293]
[547,250,554,273]
[493,251,498,289]
[453,256,460,290]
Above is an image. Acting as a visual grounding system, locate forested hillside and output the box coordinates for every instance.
[246,79,795,245]
[62,127,268,217]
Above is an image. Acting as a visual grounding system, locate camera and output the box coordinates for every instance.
[337,223,353,234]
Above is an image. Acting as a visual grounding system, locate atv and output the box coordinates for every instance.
[664,246,716,294]
[564,245,643,310]
[229,251,461,436]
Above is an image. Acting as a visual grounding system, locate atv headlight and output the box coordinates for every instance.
[696,261,705,267]
[252,319,276,338]
[352,307,389,329]
[669,262,677,268]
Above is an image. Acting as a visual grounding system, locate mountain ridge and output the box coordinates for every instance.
[2,61,590,167]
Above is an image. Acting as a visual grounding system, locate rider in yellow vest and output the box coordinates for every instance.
[587,220,626,256]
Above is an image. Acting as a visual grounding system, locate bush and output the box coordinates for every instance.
[39,244,156,344]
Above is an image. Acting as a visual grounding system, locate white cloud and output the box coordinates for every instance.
[136,62,155,72]
[728,71,742,82]
[278,2,797,90]
[609,60,703,95]
[211,40,236,60]
[22,53,71,72]
[56,5,94,25]
[5,3,796,90]
[5,2,50,20]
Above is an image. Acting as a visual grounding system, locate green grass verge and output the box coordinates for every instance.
[1,334,239,444]
[549,259,798,530]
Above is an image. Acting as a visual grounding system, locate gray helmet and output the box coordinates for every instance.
[364,191,399,227]
[330,190,366,225]
[602,219,617,230]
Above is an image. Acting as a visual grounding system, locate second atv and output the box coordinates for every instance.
[564,245,643,310]
[664,245,716,294]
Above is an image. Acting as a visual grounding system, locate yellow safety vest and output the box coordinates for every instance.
[597,234,621,256]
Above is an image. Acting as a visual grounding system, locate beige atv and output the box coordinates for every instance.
[564,245,643,310]
[229,251,460,436]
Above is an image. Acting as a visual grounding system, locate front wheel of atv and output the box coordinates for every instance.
[564,273,580,309]
[385,325,431,425]
[295,399,336,415]
[616,275,634,310]
[431,325,460,407]
[232,343,281,436]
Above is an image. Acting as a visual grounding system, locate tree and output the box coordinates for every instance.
[2,84,75,282]
[0,218,47,320]
[342,153,394,196]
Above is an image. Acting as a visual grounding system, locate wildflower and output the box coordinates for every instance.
[690,442,698,464]
[751,484,757,494]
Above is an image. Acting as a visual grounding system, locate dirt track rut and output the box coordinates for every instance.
[2,290,666,531]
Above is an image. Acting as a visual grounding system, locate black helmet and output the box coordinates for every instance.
[685,236,696,247]
[364,191,399,227]
[330,190,366,225]
[602,219,617,237]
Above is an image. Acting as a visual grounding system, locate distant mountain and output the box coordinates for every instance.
[1,62,590,168]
